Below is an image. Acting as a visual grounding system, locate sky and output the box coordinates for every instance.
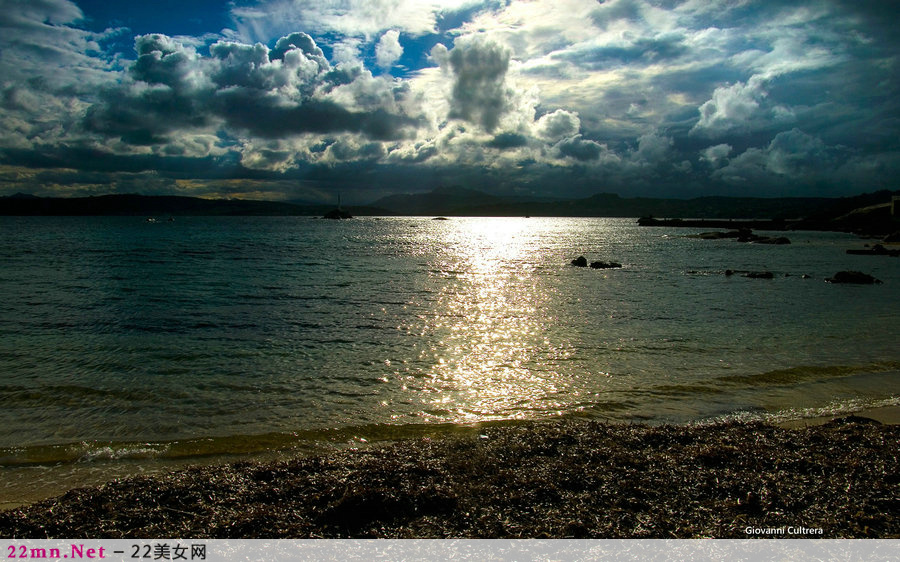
[1,0,898,203]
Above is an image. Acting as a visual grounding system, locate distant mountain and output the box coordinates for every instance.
[371,186,507,216]
[0,194,387,217]
[3,190,896,234]
[371,187,898,220]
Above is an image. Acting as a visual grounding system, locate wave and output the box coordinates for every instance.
[700,395,900,427]
[715,361,900,387]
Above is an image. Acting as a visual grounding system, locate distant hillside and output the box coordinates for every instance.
[371,186,506,216]
[3,190,896,234]
[0,194,386,217]
[372,187,898,221]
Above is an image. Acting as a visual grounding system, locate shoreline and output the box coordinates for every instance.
[776,404,900,428]
[1,408,897,539]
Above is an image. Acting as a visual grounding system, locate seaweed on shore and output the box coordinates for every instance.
[1,419,897,538]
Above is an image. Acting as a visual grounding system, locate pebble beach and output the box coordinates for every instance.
[1,413,897,539]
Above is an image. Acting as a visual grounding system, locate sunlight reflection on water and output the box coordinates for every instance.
[405,218,584,421]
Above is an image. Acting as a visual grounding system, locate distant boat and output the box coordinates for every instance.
[323,192,352,219]
[323,208,352,219]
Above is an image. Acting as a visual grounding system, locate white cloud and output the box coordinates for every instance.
[689,75,796,137]
[229,0,479,42]
[700,143,732,167]
[375,30,403,69]
[534,109,580,142]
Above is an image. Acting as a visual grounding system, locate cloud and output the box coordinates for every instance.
[445,37,511,132]
[228,0,469,42]
[713,128,833,190]
[590,0,642,30]
[324,137,387,162]
[700,143,732,167]
[84,32,419,149]
[556,135,603,161]
[486,132,529,150]
[2,0,900,200]
[633,132,673,164]
[534,109,580,142]
[376,30,404,68]
[690,75,793,137]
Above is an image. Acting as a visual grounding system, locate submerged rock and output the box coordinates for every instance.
[826,271,882,284]
[744,271,774,279]
[590,261,622,269]
[690,229,789,245]
[571,256,588,267]
[754,236,791,245]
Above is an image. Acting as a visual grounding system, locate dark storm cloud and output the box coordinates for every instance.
[84,85,211,145]
[486,132,529,149]
[0,144,237,176]
[556,135,603,161]
[211,89,414,140]
[445,38,511,132]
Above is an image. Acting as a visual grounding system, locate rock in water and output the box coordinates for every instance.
[826,271,882,284]
[590,261,622,269]
[571,256,588,267]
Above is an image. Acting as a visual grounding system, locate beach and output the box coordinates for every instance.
[1,410,897,539]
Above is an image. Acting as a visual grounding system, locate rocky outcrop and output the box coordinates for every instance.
[571,256,588,267]
[571,256,622,269]
[688,229,789,244]
[846,244,900,257]
[826,271,882,284]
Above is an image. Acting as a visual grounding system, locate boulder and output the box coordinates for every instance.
[826,271,882,284]
[571,256,588,267]
[590,261,622,269]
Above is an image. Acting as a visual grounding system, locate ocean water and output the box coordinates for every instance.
[1,215,898,507]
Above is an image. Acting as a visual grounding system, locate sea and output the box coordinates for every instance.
[1,215,898,508]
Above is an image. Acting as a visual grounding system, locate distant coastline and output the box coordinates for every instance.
[2,188,898,236]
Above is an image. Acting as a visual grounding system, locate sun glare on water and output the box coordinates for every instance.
[405,218,576,422]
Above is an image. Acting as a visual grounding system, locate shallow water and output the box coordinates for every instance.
[1,216,898,506]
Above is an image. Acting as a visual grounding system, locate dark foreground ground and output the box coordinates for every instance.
[1,418,897,538]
